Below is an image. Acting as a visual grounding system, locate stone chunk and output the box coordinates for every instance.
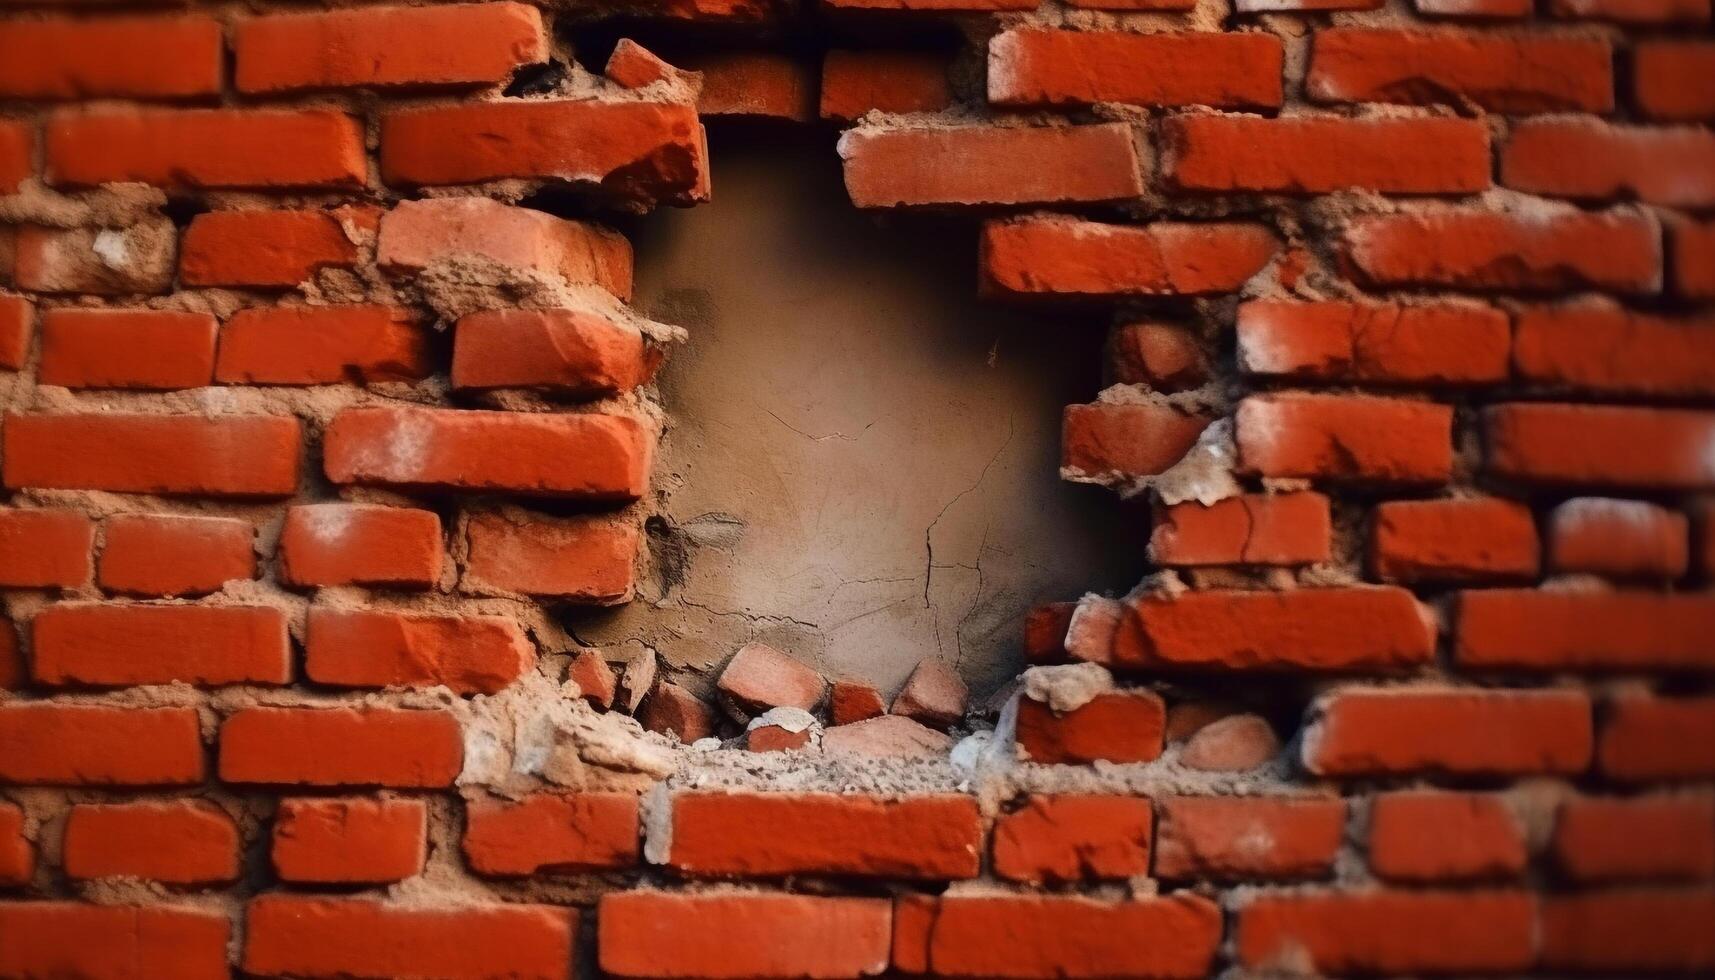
[1180,714,1281,771]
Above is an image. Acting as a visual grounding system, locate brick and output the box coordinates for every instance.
[273,797,427,884]
[1024,603,1075,663]
[831,679,885,724]
[47,108,365,190]
[216,305,430,385]
[983,218,1279,298]
[3,413,300,497]
[840,123,1145,208]
[279,503,443,588]
[0,15,221,99]
[1415,0,1531,13]
[0,619,18,691]
[1343,207,1661,293]
[1238,0,1380,8]
[1369,791,1525,881]
[463,793,638,875]
[1016,690,1165,764]
[890,660,965,729]
[304,606,533,696]
[1598,696,1715,781]
[1154,796,1345,880]
[993,795,1151,884]
[379,100,709,207]
[1553,795,1715,882]
[13,220,177,295]
[454,309,654,398]
[893,894,1220,978]
[236,2,547,93]
[688,53,815,120]
[1549,498,1689,579]
[244,896,573,980]
[1108,322,1209,390]
[377,197,633,300]
[1371,498,1540,582]
[1484,402,1715,490]
[1237,890,1534,974]
[1236,393,1453,484]
[820,51,952,122]
[181,209,363,288]
[0,294,31,369]
[1304,687,1592,777]
[1635,41,1715,120]
[0,903,230,980]
[1674,219,1715,298]
[1308,29,1612,113]
[570,649,617,708]
[63,801,237,884]
[1514,304,1715,397]
[1236,299,1509,386]
[0,802,28,885]
[0,507,92,587]
[989,30,1282,109]
[1551,0,1710,21]
[600,892,890,979]
[1541,889,1715,972]
[1164,114,1490,194]
[1503,118,1715,207]
[0,119,29,192]
[640,682,717,743]
[669,792,981,880]
[714,643,824,715]
[38,308,216,390]
[1061,403,1211,480]
[33,602,289,687]
[604,39,684,89]
[826,0,1035,9]
[98,513,255,597]
[220,706,462,788]
[1151,493,1330,566]
[0,704,203,786]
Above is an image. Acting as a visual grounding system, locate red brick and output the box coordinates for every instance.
[1674,219,1715,298]
[0,704,203,786]
[216,304,429,386]
[1371,498,1539,582]
[1304,687,1592,777]
[1369,791,1525,881]
[379,100,709,207]
[236,2,546,93]
[63,801,237,884]
[1484,402,1715,490]
[893,893,1220,978]
[0,15,221,100]
[14,221,177,295]
[3,413,301,497]
[453,309,654,398]
[1164,114,1490,194]
[273,797,427,884]
[98,513,254,597]
[463,793,638,875]
[0,903,229,980]
[1016,690,1165,764]
[982,217,1279,298]
[1154,796,1346,880]
[0,294,31,370]
[1504,118,1715,207]
[831,679,886,724]
[324,406,653,500]
[820,51,952,122]
[570,649,617,708]
[47,108,365,190]
[1343,207,1661,293]
[604,39,684,89]
[1061,402,1211,479]
[278,503,443,589]
[180,209,364,288]
[220,706,462,788]
[688,53,815,120]
[1236,393,1453,484]
[1108,322,1209,390]
[1515,304,1715,397]
[304,606,533,696]
[840,123,1145,208]
[0,802,28,885]
[1553,795,1715,882]
[0,620,19,691]
[827,0,1035,9]
[1236,299,1508,385]
[0,120,30,192]
[38,308,216,390]
[669,792,980,880]
[989,30,1281,109]
[1635,41,1715,120]
[462,512,636,603]
[600,892,890,979]
[33,602,288,687]
[1238,890,1534,974]
[378,198,633,300]
[1309,29,1612,113]
[993,795,1151,884]
[0,507,91,587]
[1551,0,1710,22]
[1599,696,1715,781]
[1541,889,1715,972]
[1150,492,1331,566]
[1549,498,1689,578]
[1239,0,1381,8]
[244,896,573,980]
[640,682,716,743]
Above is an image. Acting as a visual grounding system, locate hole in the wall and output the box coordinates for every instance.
[503,58,571,97]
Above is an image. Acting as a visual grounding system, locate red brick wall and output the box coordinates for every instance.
[0,0,1712,975]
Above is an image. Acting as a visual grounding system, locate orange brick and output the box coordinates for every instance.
[600,892,890,979]
[220,707,462,788]
[1061,402,1212,480]
[1238,890,1534,975]
[1548,498,1689,579]
[304,606,533,696]
[1015,690,1165,764]
[1485,402,1715,490]
[989,30,1282,109]
[273,798,427,884]
[1553,794,1715,882]
[984,217,1279,299]
[1550,0,1710,23]
[1150,492,1331,566]
[1598,696,1715,781]
[1514,304,1715,397]
[3,412,301,497]
[47,108,365,190]
[13,221,177,295]
[1305,687,1592,777]
[0,294,32,370]
[0,14,222,100]
[377,197,633,300]
[0,704,204,786]
[1541,889,1715,973]
[1674,219,1715,299]
[1308,29,1612,113]
[98,513,255,597]
[452,308,654,398]
[180,209,364,288]
[1504,118,1715,207]
[39,308,216,390]
[0,903,229,980]
[1368,791,1526,881]
[0,802,29,886]
[461,512,638,603]
[279,503,443,588]
[0,507,92,587]
[1236,299,1509,385]
[0,120,31,192]
[32,602,289,687]
[687,52,815,120]
[1154,796,1346,880]
[1635,41,1715,120]
[820,51,952,122]
[63,801,238,884]
[1236,393,1453,484]
[1164,114,1490,194]
[993,795,1152,884]
[841,123,1145,208]
[463,793,638,875]
[216,305,430,385]
[1370,498,1540,582]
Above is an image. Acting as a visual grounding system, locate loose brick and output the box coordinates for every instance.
[840,123,1145,208]
[1304,687,1592,777]
[180,209,364,288]
[603,39,685,89]
[1425,0,1531,11]
[14,221,177,295]
[39,308,216,390]
[641,682,717,743]
[273,797,427,884]
[1553,795,1715,882]
[244,896,573,980]
[1541,889,1715,972]
[216,305,429,385]
[98,513,255,597]
[1484,402,1715,490]
[1154,796,1346,880]
[3,413,301,497]
[462,512,638,603]
[0,15,222,100]
[1635,41,1715,120]
[1108,322,1209,390]
[1164,114,1490,194]
[63,801,238,884]
[1343,207,1661,293]
[983,218,1279,299]
[1673,219,1715,299]
[1369,791,1526,881]
[600,892,891,979]
[324,406,653,500]
[34,602,289,687]
[1308,29,1612,113]
[1598,696,1715,781]
[1150,492,1331,566]
[0,903,230,979]
[669,792,981,880]
[0,802,28,886]
[304,607,533,696]
[0,704,203,785]
[570,649,617,708]
[1371,498,1540,582]
[219,706,462,787]
[377,197,633,300]
[831,679,886,724]
[279,503,443,589]
[989,30,1282,109]
[0,507,92,587]
[0,120,30,192]
[993,795,1152,884]
[453,309,653,397]
[1237,890,1535,974]
[0,294,31,369]
[236,3,547,93]
[1514,304,1715,397]
[687,53,816,120]
[1503,118,1715,207]
[1551,0,1710,22]
[463,793,638,875]
[1061,403,1212,479]
[820,51,952,122]
[1016,690,1165,764]
[47,108,365,190]
[1549,498,1689,579]
[1236,393,1454,484]
[1236,299,1509,386]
